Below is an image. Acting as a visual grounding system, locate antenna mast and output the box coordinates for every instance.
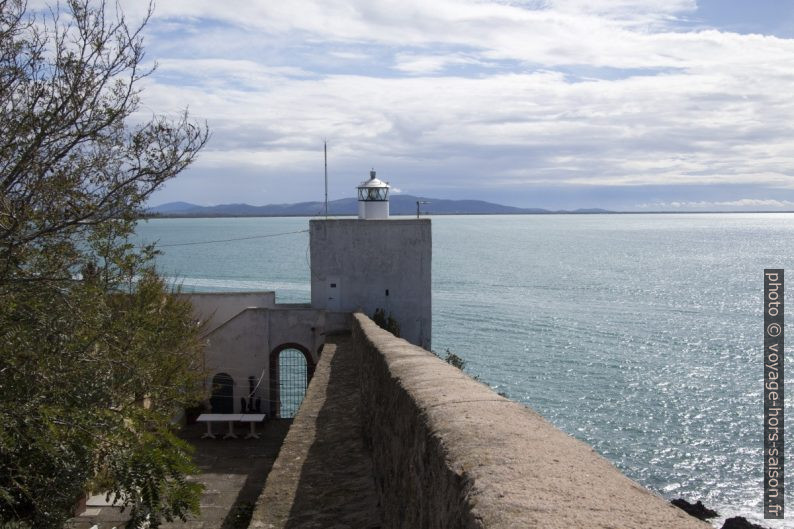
[416,200,429,218]
[324,140,328,218]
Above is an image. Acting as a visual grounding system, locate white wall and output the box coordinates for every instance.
[203,309,270,414]
[193,300,336,415]
[309,219,431,349]
[358,200,389,219]
[183,291,276,334]
[184,219,432,416]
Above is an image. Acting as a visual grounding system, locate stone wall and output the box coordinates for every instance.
[354,313,710,529]
[310,219,431,349]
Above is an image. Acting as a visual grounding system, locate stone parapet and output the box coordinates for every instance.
[354,313,709,529]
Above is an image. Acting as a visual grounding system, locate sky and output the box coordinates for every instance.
[112,1,794,210]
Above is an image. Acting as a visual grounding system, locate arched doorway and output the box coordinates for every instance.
[269,344,314,418]
[210,372,234,413]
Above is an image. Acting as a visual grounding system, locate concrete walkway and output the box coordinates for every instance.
[67,420,290,529]
[250,336,382,528]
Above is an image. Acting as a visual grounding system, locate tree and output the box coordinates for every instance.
[0,0,209,527]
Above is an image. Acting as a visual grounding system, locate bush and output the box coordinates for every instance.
[372,308,401,337]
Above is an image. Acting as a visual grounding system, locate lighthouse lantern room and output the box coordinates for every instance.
[357,170,390,220]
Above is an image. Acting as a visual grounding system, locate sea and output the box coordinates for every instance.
[135,213,793,528]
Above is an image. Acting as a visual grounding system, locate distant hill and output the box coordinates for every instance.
[152,201,203,213]
[147,195,612,217]
[567,208,611,214]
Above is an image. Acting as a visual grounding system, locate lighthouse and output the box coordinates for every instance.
[357,170,390,220]
[308,170,432,349]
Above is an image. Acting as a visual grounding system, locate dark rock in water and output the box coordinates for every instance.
[721,516,770,529]
[671,498,718,520]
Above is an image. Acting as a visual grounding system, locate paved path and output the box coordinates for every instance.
[250,336,382,529]
[67,420,290,529]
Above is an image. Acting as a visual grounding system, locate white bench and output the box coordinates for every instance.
[196,413,267,439]
[240,413,267,439]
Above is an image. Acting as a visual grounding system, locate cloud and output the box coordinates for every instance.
[393,53,486,74]
[99,0,794,206]
[638,199,794,209]
[327,50,372,61]
[141,64,794,191]
[133,0,794,72]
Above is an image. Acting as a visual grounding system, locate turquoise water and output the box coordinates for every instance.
[135,214,793,527]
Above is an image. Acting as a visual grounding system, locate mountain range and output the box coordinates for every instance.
[147,195,611,217]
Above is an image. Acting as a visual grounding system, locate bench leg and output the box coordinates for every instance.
[245,421,260,440]
[223,420,238,439]
[201,422,215,439]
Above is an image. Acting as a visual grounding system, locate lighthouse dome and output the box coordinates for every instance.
[357,169,390,219]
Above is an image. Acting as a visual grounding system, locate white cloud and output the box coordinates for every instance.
[639,199,794,209]
[99,0,794,203]
[393,53,484,74]
[544,0,696,22]
[138,62,794,191]
[133,0,794,72]
[327,50,372,61]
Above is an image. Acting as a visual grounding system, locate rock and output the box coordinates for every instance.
[671,498,718,520]
[721,516,770,529]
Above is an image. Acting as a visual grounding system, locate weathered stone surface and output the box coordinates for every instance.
[671,498,718,520]
[249,336,382,529]
[354,313,711,529]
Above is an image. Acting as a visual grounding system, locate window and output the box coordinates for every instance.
[358,187,389,201]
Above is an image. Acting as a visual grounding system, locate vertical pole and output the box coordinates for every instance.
[324,140,328,219]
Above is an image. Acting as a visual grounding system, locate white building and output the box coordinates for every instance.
[189,170,431,418]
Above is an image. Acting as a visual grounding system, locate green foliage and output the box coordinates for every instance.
[441,349,466,370]
[432,348,466,370]
[0,0,208,527]
[0,273,206,528]
[431,348,481,381]
[372,308,401,337]
[0,522,31,529]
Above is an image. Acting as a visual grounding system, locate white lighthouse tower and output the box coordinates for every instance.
[357,170,390,220]
[309,168,431,348]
